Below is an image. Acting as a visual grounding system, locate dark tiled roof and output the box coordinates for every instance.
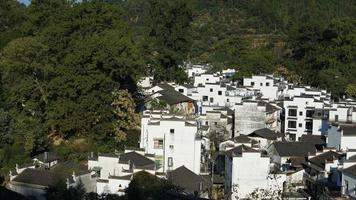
[309,151,343,168]
[299,135,326,145]
[157,90,194,105]
[225,145,259,157]
[248,128,282,140]
[157,83,175,91]
[343,164,356,177]
[182,84,195,89]
[168,166,210,194]
[341,125,356,136]
[12,168,59,187]
[33,152,59,163]
[119,151,155,169]
[231,135,252,143]
[273,142,316,157]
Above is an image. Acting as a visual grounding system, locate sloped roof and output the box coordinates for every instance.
[119,151,155,169]
[225,145,259,157]
[157,83,175,91]
[157,90,194,105]
[309,151,343,168]
[248,128,283,140]
[300,135,326,145]
[168,166,210,194]
[343,164,356,177]
[182,84,195,89]
[273,142,316,157]
[12,168,59,187]
[340,125,356,136]
[231,135,252,143]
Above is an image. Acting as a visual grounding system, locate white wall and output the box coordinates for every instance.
[234,101,266,136]
[243,75,278,100]
[230,152,270,199]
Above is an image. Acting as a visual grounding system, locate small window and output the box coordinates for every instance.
[206,78,209,81]
[202,96,208,101]
[170,129,174,134]
[289,134,296,141]
[178,89,184,93]
[210,97,214,103]
[154,139,163,149]
[299,111,303,116]
[306,110,314,118]
[227,98,230,102]
[299,123,302,128]
[218,91,222,95]
[288,121,296,128]
[305,121,313,130]
[168,157,173,167]
[152,90,154,93]
[335,115,339,122]
[251,82,255,86]
[214,122,218,125]
[205,121,208,125]
[260,83,263,86]
[210,88,213,92]
[266,82,270,86]
[169,145,174,149]
[288,109,297,117]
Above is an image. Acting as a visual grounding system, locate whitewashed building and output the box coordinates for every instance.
[140,111,202,174]
[283,95,328,141]
[88,150,156,195]
[243,75,280,101]
[224,145,282,199]
[193,74,221,87]
[326,124,356,151]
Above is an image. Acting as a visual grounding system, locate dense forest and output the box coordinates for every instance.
[0,0,355,192]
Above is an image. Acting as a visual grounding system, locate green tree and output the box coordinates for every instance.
[147,0,192,83]
[112,89,140,142]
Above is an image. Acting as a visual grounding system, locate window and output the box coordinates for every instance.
[152,90,154,93]
[168,157,173,167]
[288,109,297,117]
[169,145,174,149]
[218,91,222,95]
[154,139,163,149]
[335,115,339,122]
[178,89,184,93]
[266,82,270,86]
[214,122,218,125]
[289,133,296,141]
[227,98,230,102]
[260,83,263,86]
[306,110,314,118]
[305,121,313,130]
[210,97,214,103]
[299,123,302,128]
[288,121,297,129]
[205,121,208,125]
[251,82,255,86]
[210,88,213,92]
[202,96,208,101]
[170,129,174,134]
[206,78,209,81]
[299,111,303,116]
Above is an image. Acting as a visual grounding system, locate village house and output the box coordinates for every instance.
[247,128,284,150]
[342,150,356,199]
[32,151,59,169]
[243,74,280,101]
[185,64,208,78]
[268,141,317,172]
[282,94,328,141]
[140,111,203,174]
[224,144,284,199]
[87,150,157,195]
[193,73,221,87]
[234,100,280,136]
[327,124,356,151]
[167,166,211,198]
[302,150,344,198]
[146,84,196,115]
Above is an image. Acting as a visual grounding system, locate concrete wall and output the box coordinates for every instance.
[235,102,266,135]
